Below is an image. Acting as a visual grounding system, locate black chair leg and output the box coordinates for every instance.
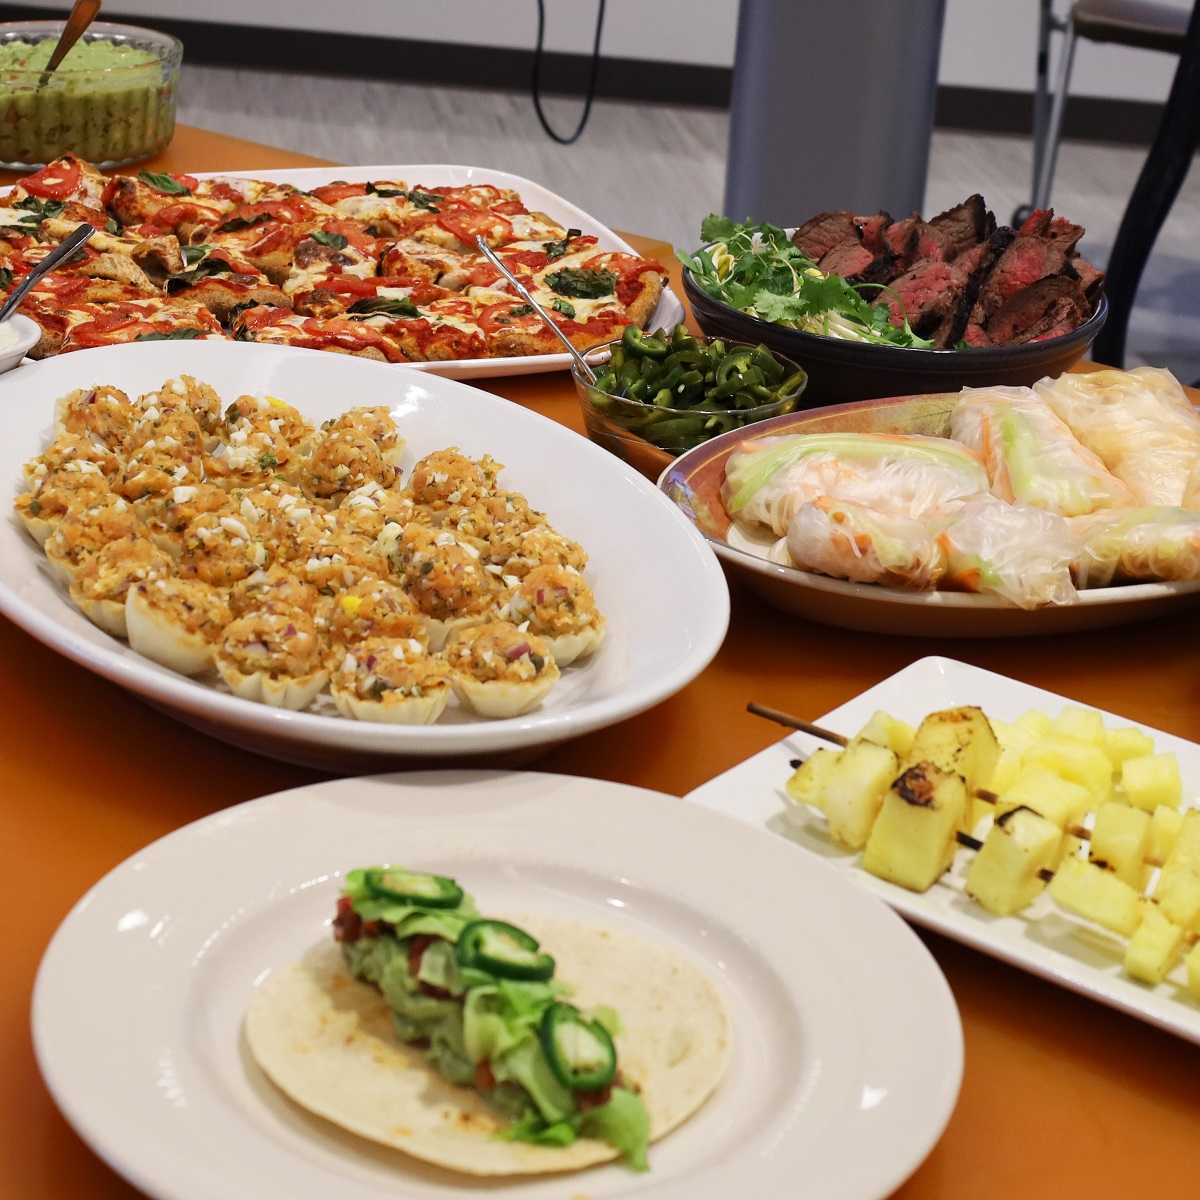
[1091,3,1200,368]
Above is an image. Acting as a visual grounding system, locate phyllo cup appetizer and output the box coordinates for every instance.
[407,448,503,522]
[43,492,141,584]
[322,406,405,471]
[215,606,330,709]
[327,578,422,647]
[116,408,206,501]
[330,635,451,723]
[303,427,398,506]
[503,564,605,666]
[69,537,171,637]
[395,525,498,649]
[14,462,113,545]
[126,577,233,675]
[444,620,560,717]
[53,384,136,448]
[24,432,121,488]
[140,375,226,437]
[335,480,415,542]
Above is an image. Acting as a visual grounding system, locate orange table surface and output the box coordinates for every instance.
[4,125,1200,1197]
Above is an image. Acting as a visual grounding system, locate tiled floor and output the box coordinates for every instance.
[177,63,1200,381]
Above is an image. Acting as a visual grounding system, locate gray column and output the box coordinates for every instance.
[724,0,947,223]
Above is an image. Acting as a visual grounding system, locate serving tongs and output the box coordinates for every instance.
[37,0,103,89]
[0,223,95,324]
[474,234,597,383]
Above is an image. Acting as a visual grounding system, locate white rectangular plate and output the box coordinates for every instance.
[685,656,1200,1045]
[192,163,685,379]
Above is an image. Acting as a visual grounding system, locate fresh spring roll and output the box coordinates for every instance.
[926,496,1079,609]
[950,385,1135,516]
[1068,507,1200,588]
[777,497,947,588]
[722,432,990,537]
[1032,367,1200,507]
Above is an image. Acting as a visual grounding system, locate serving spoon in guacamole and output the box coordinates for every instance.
[37,0,103,88]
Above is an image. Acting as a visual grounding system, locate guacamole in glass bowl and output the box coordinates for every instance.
[0,21,182,169]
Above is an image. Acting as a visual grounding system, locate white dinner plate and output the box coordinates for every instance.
[193,163,685,380]
[686,656,1200,1044]
[32,770,963,1200]
[0,340,728,769]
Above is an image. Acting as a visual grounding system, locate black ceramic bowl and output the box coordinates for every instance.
[681,266,1108,408]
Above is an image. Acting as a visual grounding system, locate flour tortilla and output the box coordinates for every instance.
[244,915,730,1175]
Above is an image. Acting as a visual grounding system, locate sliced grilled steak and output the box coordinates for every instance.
[932,227,1017,347]
[854,211,892,255]
[1071,256,1106,301]
[971,234,1069,322]
[1019,208,1055,237]
[883,214,921,269]
[791,211,859,262]
[1045,215,1085,254]
[929,194,994,260]
[984,275,1091,344]
[872,256,968,337]
[819,240,898,287]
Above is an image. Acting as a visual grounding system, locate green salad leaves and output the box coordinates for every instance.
[677,215,933,349]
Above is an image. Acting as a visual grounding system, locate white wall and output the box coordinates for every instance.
[10,0,1189,100]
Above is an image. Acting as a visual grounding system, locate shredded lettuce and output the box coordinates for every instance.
[499,1087,651,1172]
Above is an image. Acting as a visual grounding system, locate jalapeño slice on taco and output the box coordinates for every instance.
[245,865,730,1176]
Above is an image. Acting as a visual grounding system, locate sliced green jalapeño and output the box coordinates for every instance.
[539,1003,617,1092]
[454,919,555,981]
[362,867,464,909]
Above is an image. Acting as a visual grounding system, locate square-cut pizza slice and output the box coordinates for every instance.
[377,237,476,289]
[279,221,381,298]
[523,246,667,331]
[52,298,226,355]
[227,304,411,363]
[9,154,110,211]
[163,244,290,322]
[462,287,627,357]
[290,275,452,320]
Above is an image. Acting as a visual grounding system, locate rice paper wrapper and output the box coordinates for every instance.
[950,384,1135,516]
[244,916,730,1176]
[785,497,946,589]
[722,432,989,536]
[928,496,1079,609]
[1033,367,1200,507]
[1068,506,1200,588]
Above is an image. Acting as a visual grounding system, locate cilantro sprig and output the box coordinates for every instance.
[676,216,934,349]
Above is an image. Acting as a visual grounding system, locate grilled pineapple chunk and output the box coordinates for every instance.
[1104,726,1156,773]
[1024,734,1114,807]
[1162,810,1200,876]
[822,736,899,851]
[1153,869,1200,932]
[995,767,1092,836]
[965,806,1059,916]
[861,764,967,892]
[1089,803,1151,887]
[1124,903,1185,984]
[1147,805,1183,867]
[1121,752,1183,813]
[783,746,841,816]
[855,710,916,757]
[1051,705,1106,746]
[900,705,1000,793]
[1012,709,1053,741]
[1048,855,1144,938]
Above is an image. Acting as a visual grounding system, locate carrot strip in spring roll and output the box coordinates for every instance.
[927,496,1079,609]
[722,432,990,537]
[1068,507,1200,588]
[1032,367,1200,507]
[950,385,1135,516]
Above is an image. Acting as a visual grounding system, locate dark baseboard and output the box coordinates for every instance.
[0,5,1167,142]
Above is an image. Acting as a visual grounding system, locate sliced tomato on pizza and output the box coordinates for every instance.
[57,299,225,353]
[228,304,410,363]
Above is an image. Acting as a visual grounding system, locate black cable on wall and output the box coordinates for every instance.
[531,0,607,144]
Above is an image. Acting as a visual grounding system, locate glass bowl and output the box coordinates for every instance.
[573,335,808,480]
[0,21,182,169]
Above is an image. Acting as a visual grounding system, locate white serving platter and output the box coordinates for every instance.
[194,163,686,379]
[685,656,1200,1044]
[33,770,963,1200]
[0,340,728,770]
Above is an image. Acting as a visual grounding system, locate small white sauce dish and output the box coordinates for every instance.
[0,313,40,375]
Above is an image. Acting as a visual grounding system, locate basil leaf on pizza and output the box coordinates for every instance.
[181,244,211,267]
[166,258,241,291]
[139,170,192,196]
[405,189,443,212]
[309,231,349,250]
[104,217,121,235]
[14,196,65,227]
[217,211,272,233]
[551,297,576,319]
[0,267,11,291]
[546,268,617,299]
[346,296,420,318]
[544,228,583,261]
[133,328,207,342]
[366,182,405,198]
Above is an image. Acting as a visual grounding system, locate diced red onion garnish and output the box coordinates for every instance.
[366,654,377,669]
[505,642,531,660]
[285,623,297,637]
[83,390,96,405]
[536,589,545,604]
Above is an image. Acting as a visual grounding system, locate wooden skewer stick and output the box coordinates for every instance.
[757,702,1165,867]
